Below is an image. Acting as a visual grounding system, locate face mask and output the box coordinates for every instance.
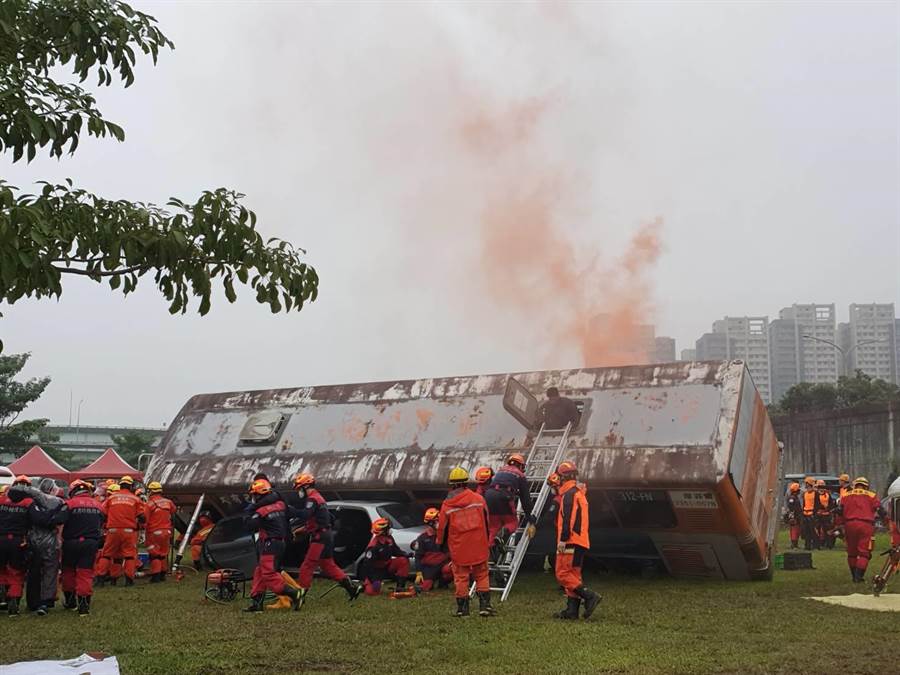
[297,488,307,499]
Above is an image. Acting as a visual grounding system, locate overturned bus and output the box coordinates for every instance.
[146,360,782,581]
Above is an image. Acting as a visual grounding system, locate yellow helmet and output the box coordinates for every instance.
[119,475,134,486]
[108,483,121,493]
[853,476,869,489]
[448,467,469,484]
[148,481,163,493]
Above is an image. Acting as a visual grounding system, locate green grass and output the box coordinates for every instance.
[1,532,897,674]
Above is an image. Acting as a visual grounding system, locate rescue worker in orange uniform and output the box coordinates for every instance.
[838,476,885,583]
[784,482,803,548]
[243,479,302,613]
[361,517,413,596]
[411,508,452,592]
[474,467,494,497]
[96,476,145,586]
[813,479,837,549]
[60,480,103,615]
[144,482,176,583]
[801,476,818,550]
[437,467,494,617]
[554,461,600,620]
[484,453,535,543]
[291,473,360,605]
[0,476,32,616]
[190,512,215,571]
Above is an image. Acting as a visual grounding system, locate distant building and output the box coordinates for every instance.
[711,317,772,403]
[838,303,897,383]
[695,332,730,361]
[654,337,676,363]
[769,318,800,403]
[36,425,166,456]
[775,304,839,385]
[680,349,697,362]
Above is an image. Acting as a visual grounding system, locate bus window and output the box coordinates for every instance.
[605,489,677,529]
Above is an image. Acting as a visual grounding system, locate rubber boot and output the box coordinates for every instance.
[0,585,6,610]
[855,568,865,584]
[340,578,362,601]
[124,576,135,587]
[193,560,202,572]
[243,594,265,613]
[77,596,91,616]
[477,591,496,617]
[149,572,162,584]
[93,575,107,588]
[36,604,48,617]
[554,597,581,620]
[157,572,167,583]
[7,597,20,617]
[265,595,293,610]
[108,577,118,587]
[455,597,469,617]
[576,586,601,619]
[284,586,304,612]
[63,592,77,610]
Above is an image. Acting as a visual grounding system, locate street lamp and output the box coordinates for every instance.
[801,335,886,377]
[75,399,85,440]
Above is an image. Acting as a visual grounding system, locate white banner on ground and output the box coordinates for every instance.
[0,654,120,674]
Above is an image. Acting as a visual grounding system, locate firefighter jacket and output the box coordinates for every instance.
[63,494,104,541]
[365,533,406,568]
[246,492,288,541]
[814,491,836,516]
[291,489,334,534]
[840,489,883,524]
[557,480,590,549]
[190,517,215,546]
[438,487,490,567]
[102,489,145,529]
[489,464,533,519]
[0,493,32,536]
[411,525,447,567]
[146,495,176,531]
[785,494,803,523]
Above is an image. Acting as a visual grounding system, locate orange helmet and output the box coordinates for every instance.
[69,479,92,496]
[292,473,315,490]
[804,476,815,487]
[789,482,801,493]
[474,467,494,484]
[13,475,31,486]
[507,453,526,469]
[547,472,561,489]
[249,479,272,496]
[839,473,850,483]
[371,517,391,535]
[815,479,826,488]
[423,508,440,525]
[557,461,577,477]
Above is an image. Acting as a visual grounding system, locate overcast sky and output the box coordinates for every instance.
[2,1,898,428]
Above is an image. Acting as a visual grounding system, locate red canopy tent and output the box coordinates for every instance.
[72,448,142,481]
[7,445,72,482]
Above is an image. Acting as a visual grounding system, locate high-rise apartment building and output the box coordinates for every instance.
[839,303,897,383]
[680,349,697,361]
[711,317,772,402]
[695,332,730,361]
[775,304,839,386]
[654,337,676,363]
[768,318,800,403]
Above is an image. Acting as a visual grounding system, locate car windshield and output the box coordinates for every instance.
[377,503,424,529]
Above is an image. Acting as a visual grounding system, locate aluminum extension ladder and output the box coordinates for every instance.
[473,422,572,602]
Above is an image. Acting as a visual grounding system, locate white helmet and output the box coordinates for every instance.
[888,476,900,524]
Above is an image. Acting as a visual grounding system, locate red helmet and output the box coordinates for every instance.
[292,473,315,490]
[371,517,391,535]
[474,467,494,484]
[423,507,440,525]
[556,461,577,477]
[789,482,800,493]
[249,479,272,496]
[69,479,92,496]
[507,453,526,469]
[13,475,31,486]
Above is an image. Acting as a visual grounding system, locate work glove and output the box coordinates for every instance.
[414,571,424,586]
[526,524,537,539]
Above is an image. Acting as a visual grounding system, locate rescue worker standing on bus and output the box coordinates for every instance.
[96,476,144,586]
[784,483,803,549]
[291,473,360,605]
[801,476,818,550]
[411,508,452,592]
[144,482,176,583]
[0,476,32,616]
[361,518,413,596]
[438,467,494,617]
[839,476,885,583]
[484,453,535,544]
[60,480,103,616]
[814,479,837,549]
[243,479,302,612]
[554,461,600,620]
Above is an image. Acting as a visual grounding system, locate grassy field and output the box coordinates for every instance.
[0,532,897,674]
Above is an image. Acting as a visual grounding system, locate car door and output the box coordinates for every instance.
[203,514,257,577]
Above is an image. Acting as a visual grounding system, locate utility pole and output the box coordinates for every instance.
[801,335,886,377]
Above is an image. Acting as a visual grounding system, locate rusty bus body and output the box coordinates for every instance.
[147,360,781,581]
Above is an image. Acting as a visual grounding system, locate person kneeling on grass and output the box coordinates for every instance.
[411,508,452,592]
[553,461,600,620]
[437,467,495,618]
[360,518,414,597]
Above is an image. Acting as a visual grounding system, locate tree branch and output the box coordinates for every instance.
[52,264,146,277]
